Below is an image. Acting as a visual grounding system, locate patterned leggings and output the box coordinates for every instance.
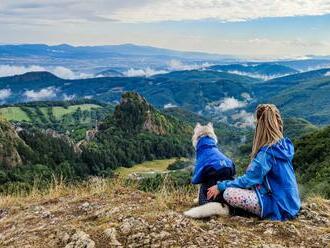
[223,188,261,216]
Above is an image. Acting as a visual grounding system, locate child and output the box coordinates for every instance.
[207,104,301,220]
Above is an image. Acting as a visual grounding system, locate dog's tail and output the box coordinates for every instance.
[183,202,229,218]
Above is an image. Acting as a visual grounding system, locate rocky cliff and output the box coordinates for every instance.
[0,118,26,168]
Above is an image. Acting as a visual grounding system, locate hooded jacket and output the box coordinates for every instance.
[218,138,301,221]
[192,136,235,184]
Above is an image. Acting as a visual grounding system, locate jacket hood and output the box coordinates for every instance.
[260,137,294,161]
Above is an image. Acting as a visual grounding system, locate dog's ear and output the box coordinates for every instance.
[207,122,213,128]
[195,122,202,128]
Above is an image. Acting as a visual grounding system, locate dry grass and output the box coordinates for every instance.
[0,177,329,248]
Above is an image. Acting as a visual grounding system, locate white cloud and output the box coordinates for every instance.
[217,97,247,112]
[1,0,330,24]
[0,88,11,100]
[164,103,177,109]
[223,70,291,80]
[63,94,76,101]
[0,65,93,79]
[23,87,58,101]
[241,92,252,101]
[110,0,330,23]
[167,59,211,71]
[231,110,255,128]
[123,67,167,77]
[0,65,45,77]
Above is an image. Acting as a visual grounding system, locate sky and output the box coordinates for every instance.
[1,0,330,58]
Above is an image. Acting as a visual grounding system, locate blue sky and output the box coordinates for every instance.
[0,0,330,58]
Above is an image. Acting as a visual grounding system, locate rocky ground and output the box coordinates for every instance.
[0,179,329,248]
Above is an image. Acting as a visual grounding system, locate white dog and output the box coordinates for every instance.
[184,122,230,219]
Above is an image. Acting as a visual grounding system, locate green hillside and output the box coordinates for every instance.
[0,101,113,141]
[81,92,194,173]
[0,104,101,122]
[1,69,330,125]
[284,117,318,139]
[294,125,330,198]
[252,70,330,124]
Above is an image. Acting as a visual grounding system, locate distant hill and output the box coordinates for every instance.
[0,70,256,112]
[284,117,318,139]
[253,69,330,124]
[275,59,330,71]
[81,92,193,171]
[208,63,298,79]
[95,69,124,77]
[0,43,235,61]
[0,100,112,141]
[1,67,330,125]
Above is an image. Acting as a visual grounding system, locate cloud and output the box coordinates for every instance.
[167,59,212,71]
[123,67,167,77]
[241,92,252,101]
[63,94,76,100]
[217,97,247,112]
[226,70,281,80]
[0,88,11,100]
[1,0,330,24]
[163,103,177,109]
[109,0,330,23]
[23,87,58,101]
[0,65,93,79]
[231,110,255,128]
[0,65,45,77]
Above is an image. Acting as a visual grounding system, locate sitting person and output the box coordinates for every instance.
[207,104,301,221]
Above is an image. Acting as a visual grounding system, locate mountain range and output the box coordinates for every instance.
[1,64,330,125]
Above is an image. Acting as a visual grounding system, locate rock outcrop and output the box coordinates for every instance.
[0,118,26,168]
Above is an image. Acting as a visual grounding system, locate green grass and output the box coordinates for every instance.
[50,104,101,119]
[0,107,31,121]
[115,159,178,178]
[0,104,101,122]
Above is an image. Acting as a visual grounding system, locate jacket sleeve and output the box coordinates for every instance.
[217,150,272,191]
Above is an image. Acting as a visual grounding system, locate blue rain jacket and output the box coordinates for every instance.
[218,138,301,221]
[192,136,235,184]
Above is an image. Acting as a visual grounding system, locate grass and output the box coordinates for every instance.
[50,104,101,119]
[0,176,328,248]
[0,107,31,121]
[115,159,178,178]
[0,104,101,122]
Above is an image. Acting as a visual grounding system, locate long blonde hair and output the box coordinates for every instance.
[251,104,283,159]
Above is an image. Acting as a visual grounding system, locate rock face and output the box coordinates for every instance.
[0,119,25,168]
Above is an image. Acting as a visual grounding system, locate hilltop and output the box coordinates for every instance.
[0,178,329,247]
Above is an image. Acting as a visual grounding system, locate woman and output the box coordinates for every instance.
[207,104,301,221]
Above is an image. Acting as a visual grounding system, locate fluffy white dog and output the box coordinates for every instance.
[184,122,231,219]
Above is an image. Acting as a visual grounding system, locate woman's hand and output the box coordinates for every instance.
[207,185,220,200]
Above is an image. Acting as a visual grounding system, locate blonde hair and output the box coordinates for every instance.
[251,104,283,159]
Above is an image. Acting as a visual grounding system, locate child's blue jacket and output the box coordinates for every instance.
[192,136,234,184]
[218,138,301,221]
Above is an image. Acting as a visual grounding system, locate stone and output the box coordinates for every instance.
[65,230,95,248]
[104,228,122,246]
